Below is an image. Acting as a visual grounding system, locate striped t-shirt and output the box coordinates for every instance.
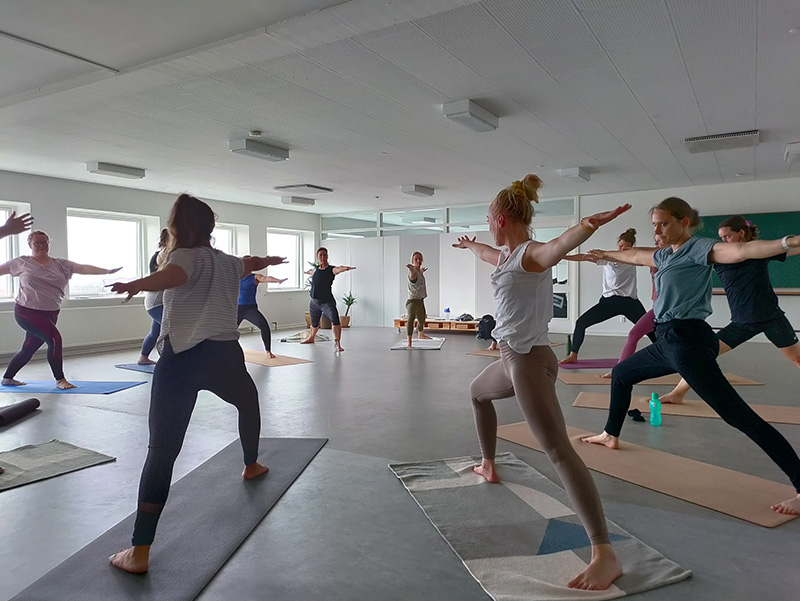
[158,247,244,354]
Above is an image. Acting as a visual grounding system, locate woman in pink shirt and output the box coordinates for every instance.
[0,230,120,389]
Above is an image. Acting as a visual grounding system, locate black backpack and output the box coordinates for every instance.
[476,314,496,340]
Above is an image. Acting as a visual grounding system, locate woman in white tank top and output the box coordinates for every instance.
[454,173,631,591]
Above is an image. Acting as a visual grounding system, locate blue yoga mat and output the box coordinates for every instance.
[115,363,156,374]
[0,381,146,395]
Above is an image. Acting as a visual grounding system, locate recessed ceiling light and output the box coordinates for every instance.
[789,27,800,34]
[734,172,746,177]
[536,164,545,168]
[379,152,388,156]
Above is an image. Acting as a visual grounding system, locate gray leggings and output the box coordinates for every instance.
[405,298,426,336]
[470,342,609,545]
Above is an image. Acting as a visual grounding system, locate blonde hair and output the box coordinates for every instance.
[491,174,542,226]
[166,194,216,255]
[27,230,50,243]
[618,228,637,246]
[650,197,702,232]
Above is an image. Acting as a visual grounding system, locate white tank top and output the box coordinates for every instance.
[490,240,553,353]
[598,260,638,298]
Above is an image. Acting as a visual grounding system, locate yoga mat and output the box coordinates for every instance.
[390,452,691,600]
[243,350,312,367]
[391,338,445,350]
[0,440,115,492]
[0,398,40,426]
[467,341,565,358]
[115,363,156,374]
[573,392,800,425]
[0,381,147,394]
[279,331,331,343]
[497,423,797,527]
[11,437,327,601]
[557,372,762,386]
[559,358,619,370]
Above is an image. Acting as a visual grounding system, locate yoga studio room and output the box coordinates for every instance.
[2,1,800,600]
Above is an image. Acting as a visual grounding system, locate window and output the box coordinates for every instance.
[66,209,156,298]
[212,224,235,254]
[266,228,315,291]
[0,206,12,299]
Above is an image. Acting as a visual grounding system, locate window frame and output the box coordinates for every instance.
[265,227,315,292]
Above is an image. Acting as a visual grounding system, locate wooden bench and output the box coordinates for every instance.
[394,318,480,332]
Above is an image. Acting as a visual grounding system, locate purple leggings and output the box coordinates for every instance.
[617,309,656,363]
[5,304,64,380]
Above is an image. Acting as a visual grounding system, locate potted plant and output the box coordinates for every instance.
[341,291,357,328]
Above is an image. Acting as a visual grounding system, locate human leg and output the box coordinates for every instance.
[139,305,163,364]
[301,300,322,344]
[763,315,800,370]
[321,301,343,352]
[561,297,619,363]
[417,299,431,338]
[239,305,274,356]
[3,306,68,386]
[405,299,419,345]
[469,358,515,481]
[601,309,656,378]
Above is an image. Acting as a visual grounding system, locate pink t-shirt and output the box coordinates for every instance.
[8,256,76,311]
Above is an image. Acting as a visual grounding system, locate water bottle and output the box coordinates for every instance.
[650,393,662,426]
[444,307,451,321]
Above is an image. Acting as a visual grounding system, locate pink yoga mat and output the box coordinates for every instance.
[558,358,618,369]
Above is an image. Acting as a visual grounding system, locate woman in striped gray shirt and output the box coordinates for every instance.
[108,194,286,574]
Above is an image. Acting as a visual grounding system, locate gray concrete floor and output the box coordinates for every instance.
[1,327,800,600]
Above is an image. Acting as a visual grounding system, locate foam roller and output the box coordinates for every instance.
[0,398,41,426]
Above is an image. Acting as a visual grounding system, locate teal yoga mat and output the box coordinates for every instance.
[0,381,146,394]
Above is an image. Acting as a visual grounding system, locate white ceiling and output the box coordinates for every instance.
[1,0,799,215]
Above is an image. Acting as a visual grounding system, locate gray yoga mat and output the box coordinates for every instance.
[11,436,327,601]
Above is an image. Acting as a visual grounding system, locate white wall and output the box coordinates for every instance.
[0,170,320,355]
[572,177,800,338]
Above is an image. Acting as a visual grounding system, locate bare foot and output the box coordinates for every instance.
[334,343,344,353]
[0,466,4,474]
[418,333,432,340]
[267,352,276,359]
[567,543,622,590]
[1,378,26,386]
[300,337,315,344]
[771,494,800,515]
[109,546,150,574]
[242,462,269,480]
[581,431,619,450]
[559,352,579,365]
[137,356,156,365]
[660,390,685,404]
[473,459,500,483]
[600,371,612,379]
[487,342,498,351]
[56,379,77,390]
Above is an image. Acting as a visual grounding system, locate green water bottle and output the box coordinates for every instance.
[650,393,662,426]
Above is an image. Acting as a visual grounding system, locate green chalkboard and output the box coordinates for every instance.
[695,211,800,292]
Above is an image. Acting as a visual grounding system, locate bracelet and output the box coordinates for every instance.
[781,235,794,251]
[580,218,595,233]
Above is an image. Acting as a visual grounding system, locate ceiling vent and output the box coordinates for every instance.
[402,184,435,197]
[683,130,759,154]
[274,184,333,194]
[558,167,590,182]
[443,100,498,132]
[86,161,145,179]
[229,139,288,162]
[281,196,315,206]
[784,142,800,163]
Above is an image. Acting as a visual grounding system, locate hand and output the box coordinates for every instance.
[349,266,357,270]
[580,253,599,263]
[279,277,288,284]
[452,235,476,249]
[406,264,416,271]
[583,204,632,229]
[3,211,34,235]
[422,266,427,272]
[588,249,609,260]
[108,281,141,303]
[268,256,288,265]
[106,267,123,274]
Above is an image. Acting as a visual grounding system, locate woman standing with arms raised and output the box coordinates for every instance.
[301,247,355,354]
[454,173,630,590]
[582,198,800,515]
[405,251,433,347]
[108,194,286,573]
[1,229,120,389]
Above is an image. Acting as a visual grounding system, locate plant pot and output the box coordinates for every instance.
[340,315,351,328]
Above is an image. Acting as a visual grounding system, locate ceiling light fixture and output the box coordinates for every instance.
[230,138,289,162]
[443,100,498,132]
[784,142,800,163]
[326,232,365,239]
[280,196,315,207]
[401,216,437,224]
[683,130,759,153]
[274,184,333,194]
[558,167,590,182]
[86,161,145,179]
[401,184,435,197]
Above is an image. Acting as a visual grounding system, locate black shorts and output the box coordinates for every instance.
[717,315,799,349]
[309,298,340,327]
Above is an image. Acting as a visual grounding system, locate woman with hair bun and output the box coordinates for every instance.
[582,198,800,516]
[454,173,629,590]
[660,215,800,404]
[560,227,653,364]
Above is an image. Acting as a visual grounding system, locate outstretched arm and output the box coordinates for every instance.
[562,253,598,263]
[243,256,287,272]
[109,264,188,301]
[710,236,800,264]
[589,248,656,267]
[72,264,123,275]
[0,212,33,239]
[523,205,631,271]
[406,264,427,281]
[452,236,501,266]
[254,274,287,284]
[332,265,355,275]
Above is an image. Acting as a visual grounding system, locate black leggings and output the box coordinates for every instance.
[572,295,652,354]
[237,304,272,352]
[131,337,261,546]
[4,304,64,380]
[606,319,800,493]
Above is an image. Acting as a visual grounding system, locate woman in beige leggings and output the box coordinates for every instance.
[454,173,630,591]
